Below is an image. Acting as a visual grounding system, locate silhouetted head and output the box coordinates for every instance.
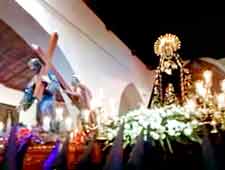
[28,58,43,73]
[71,74,80,87]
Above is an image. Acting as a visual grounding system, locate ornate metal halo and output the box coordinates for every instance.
[154,33,181,57]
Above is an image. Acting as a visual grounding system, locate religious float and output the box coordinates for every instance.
[0,30,97,170]
[97,34,225,170]
[1,32,225,170]
[103,34,225,137]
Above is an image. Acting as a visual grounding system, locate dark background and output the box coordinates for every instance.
[83,1,225,69]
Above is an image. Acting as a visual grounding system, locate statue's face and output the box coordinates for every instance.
[28,62,36,71]
[28,58,42,73]
[163,43,174,56]
[71,76,80,87]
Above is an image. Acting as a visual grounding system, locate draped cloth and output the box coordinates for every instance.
[74,136,96,170]
[1,125,18,170]
[126,134,145,170]
[103,124,124,170]
[36,71,59,128]
[43,135,70,170]
[16,134,32,170]
[43,140,61,170]
[0,125,31,170]
[53,136,69,170]
[19,70,59,129]
[201,133,218,170]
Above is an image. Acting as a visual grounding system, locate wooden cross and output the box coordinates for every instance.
[31,34,82,131]
[32,32,72,100]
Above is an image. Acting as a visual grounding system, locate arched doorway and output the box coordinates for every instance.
[186,57,225,93]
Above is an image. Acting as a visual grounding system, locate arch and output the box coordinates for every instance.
[185,57,225,93]
[119,83,143,116]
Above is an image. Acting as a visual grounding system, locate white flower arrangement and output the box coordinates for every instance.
[102,104,203,149]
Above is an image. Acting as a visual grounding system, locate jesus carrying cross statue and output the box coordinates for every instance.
[17,33,61,132]
[17,32,97,133]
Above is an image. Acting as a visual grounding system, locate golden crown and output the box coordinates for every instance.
[154,33,181,56]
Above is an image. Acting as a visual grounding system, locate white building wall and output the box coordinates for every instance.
[0,85,22,106]
[0,0,74,84]
[0,0,155,115]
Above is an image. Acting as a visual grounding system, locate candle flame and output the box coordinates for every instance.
[221,79,225,93]
[65,117,73,131]
[195,81,206,97]
[0,122,4,132]
[43,116,51,131]
[203,70,213,86]
[185,99,196,112]
[56,107,64,121]
[217,93,225,109]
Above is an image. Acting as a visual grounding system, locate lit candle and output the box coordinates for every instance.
[195,81,206,97]
[217,93,225,109]
[65,117,73,131]
[203,70,213,87]
[90,88,104,109]
[109,98,117,119]
[90,99,100,109]
[221,79,225,93]
[184,99,197,113]
[69,131,74,141]
[43,116,51,131]
[82,110,90,123]
[0,122,4,134]
[99,88,104,100]
[56,107,64,121]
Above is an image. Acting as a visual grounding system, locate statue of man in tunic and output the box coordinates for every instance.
[65,74,96,132]
[17,58,60,132]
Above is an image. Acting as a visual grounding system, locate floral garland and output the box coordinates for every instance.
[102,102,225,152]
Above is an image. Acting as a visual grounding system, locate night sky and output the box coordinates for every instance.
[84,1,225,69]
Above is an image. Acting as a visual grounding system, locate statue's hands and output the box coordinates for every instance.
[65,90,79,98]
[16,104,23,113]
[65,89,72,94]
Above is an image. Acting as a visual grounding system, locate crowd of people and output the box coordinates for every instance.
[0,124,67,170]
[2,121,225,170]
[0,122,108,170]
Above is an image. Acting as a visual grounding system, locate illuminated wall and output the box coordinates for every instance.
[0,85,22,106]
[0,0,155,115]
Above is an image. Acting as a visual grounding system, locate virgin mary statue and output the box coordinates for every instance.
[149,34,192,107]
